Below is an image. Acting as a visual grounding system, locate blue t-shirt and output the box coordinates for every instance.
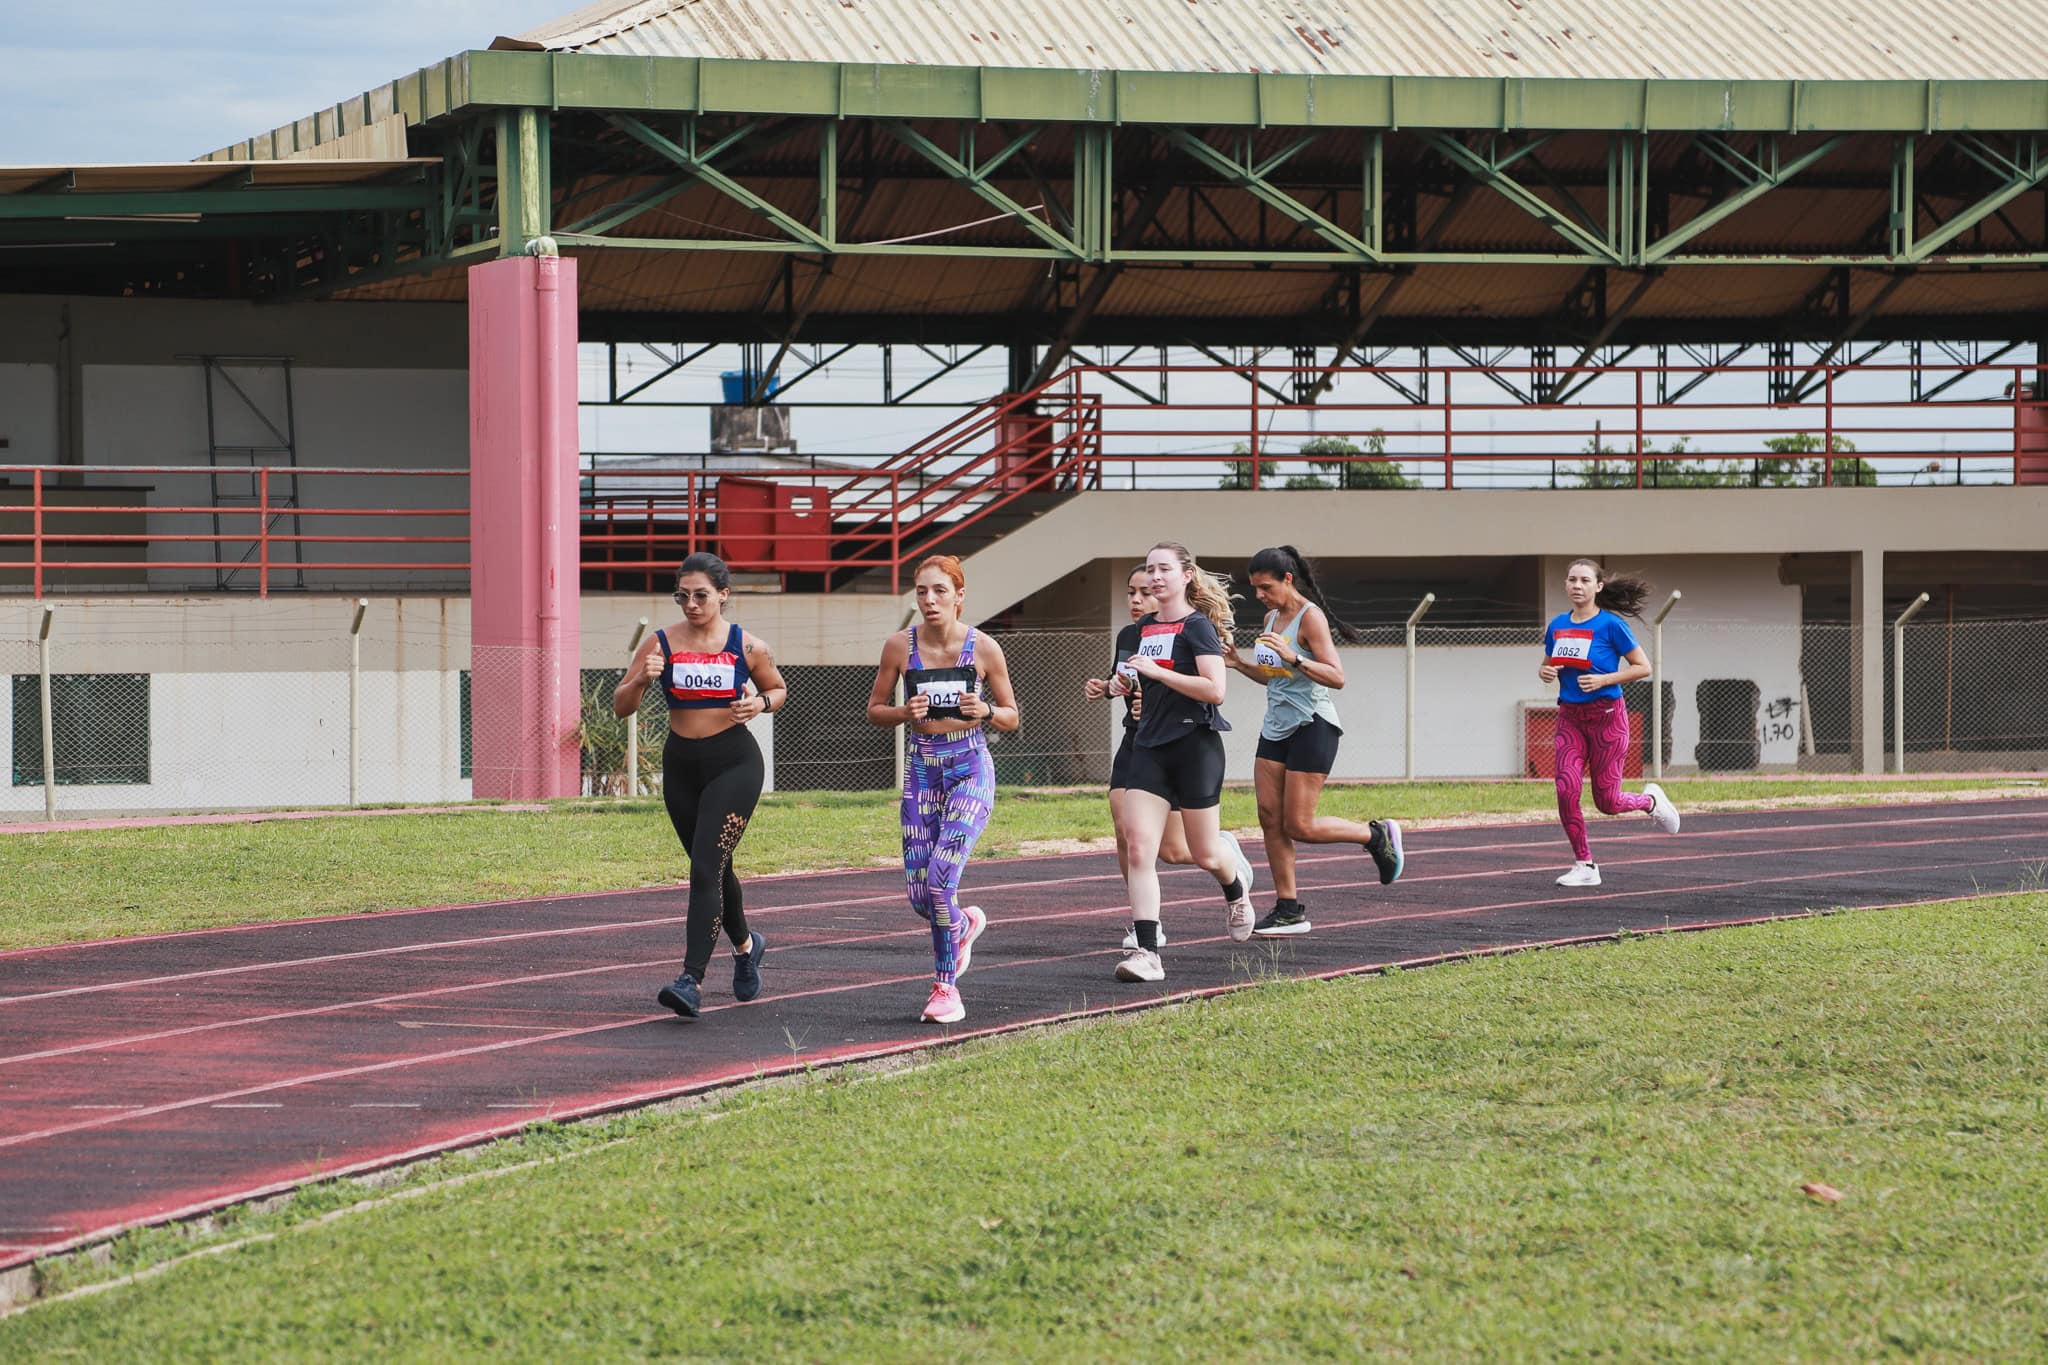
[1543,610,1638,704]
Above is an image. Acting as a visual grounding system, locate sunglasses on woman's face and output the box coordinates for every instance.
[674,588,720,607]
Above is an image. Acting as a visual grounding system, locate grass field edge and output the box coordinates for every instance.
[0,888,1973,1317]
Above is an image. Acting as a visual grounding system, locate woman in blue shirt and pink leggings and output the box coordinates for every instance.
[1539,558,1681,887]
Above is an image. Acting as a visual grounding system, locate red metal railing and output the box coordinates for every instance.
[0,465,466,599]
[4,360,2041,598]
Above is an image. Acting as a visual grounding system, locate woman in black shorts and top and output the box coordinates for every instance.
[1108,541,1255,982]
[1223,546,1403,938]
[614,552,787,1019]
[1087,563,1255,950]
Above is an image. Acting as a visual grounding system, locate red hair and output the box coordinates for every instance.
[913,555,966,591]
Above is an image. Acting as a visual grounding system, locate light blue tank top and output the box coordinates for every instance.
[1257,606,1344,742]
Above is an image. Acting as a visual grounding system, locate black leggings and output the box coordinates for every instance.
[662,725,765,981]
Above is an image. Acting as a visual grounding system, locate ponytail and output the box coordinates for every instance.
[1248,545,1363,644]
[1188,566,1239,636]
[1569,557,1652,617]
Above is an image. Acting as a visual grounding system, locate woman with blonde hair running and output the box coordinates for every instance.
[867,554,1021,1023]
[1109,542,1255,982]
[1224,545,1403,938]
[1086,563,1254,950]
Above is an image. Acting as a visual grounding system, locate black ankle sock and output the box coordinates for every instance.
[1135,919,1160,951]
[1221,877,1244,902]
[1275,897,1299,913]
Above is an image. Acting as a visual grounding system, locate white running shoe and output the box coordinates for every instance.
[1115,948,1165,982]
[1220,828,1255,896]
[1120,923,1168,951]
[1644,783,1681,835]
[1225,893,1256,942]
[1555,861,1602,888]
[953,905,987,975]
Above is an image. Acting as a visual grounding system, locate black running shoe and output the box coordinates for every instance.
[656,972,702,1018]
[731,932,765,1003]
[1366,818,1405,886]
[1252,901,1311,937]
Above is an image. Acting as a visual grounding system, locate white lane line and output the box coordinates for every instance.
[67,1104,145,1111]
[211,1103,283,1110]
[348,1103,420,1109]
[394,1021,562,1032]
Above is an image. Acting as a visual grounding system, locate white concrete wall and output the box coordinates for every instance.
[0,592,883,816]
[82,363,470,593]
[0,364,58,463]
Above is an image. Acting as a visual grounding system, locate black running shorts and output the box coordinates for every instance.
[1123,729,1225,810]
[1254,714,1342,775]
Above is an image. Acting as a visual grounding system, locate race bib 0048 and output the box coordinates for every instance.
[670,653,739,698]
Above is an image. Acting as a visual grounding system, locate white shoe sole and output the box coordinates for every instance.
[1252,921,1312,938]
[1222,829,1255,895]
[1555,871,1602,888]
[1115,954,1165,983]
[922,1003,966,1024]
[1643,783,1682,835]
[1226,898,1255,943]
[955,906,986,975]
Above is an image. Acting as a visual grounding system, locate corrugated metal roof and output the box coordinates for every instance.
[0,160,436,197]
[504,0,2048,82]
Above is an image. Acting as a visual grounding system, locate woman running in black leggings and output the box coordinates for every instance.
[614,552,788,1019]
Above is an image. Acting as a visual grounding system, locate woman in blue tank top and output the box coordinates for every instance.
[1223,546,1404,938]
[613,552,787,1020]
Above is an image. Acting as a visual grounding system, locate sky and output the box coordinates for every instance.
[1,1,568,164]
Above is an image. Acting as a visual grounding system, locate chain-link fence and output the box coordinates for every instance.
[3,613,2043,820]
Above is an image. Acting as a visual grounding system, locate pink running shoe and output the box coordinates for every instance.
[953,905,988,976]
[921,980,965,1024]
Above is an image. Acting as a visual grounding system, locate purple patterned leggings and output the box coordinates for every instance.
[1555,699,1654,862]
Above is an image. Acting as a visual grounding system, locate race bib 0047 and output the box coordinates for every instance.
[915,679,967,710]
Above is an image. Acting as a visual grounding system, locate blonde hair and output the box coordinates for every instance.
[1148,541,1238,635]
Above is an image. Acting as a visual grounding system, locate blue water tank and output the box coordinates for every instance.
[720,370,779,404]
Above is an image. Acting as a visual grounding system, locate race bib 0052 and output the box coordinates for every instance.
[1546,630,1594,670]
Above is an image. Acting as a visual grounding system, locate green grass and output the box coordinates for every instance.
[8,894,2046,1358]
[0,778,2027,952]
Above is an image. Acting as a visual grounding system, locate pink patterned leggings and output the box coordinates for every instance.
[1555,699,1654,862]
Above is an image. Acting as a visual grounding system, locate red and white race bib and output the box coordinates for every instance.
[1137,622,1182,671]
[669,652,739,700]
[1546,629,1595,670]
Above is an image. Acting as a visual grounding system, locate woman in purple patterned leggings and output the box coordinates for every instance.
[866,555,1021,1025]
[1539,559,1682,887]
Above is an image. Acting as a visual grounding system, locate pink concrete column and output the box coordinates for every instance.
[468,253,582,799]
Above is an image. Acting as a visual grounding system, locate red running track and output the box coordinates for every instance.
[3,798,2046,1270]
